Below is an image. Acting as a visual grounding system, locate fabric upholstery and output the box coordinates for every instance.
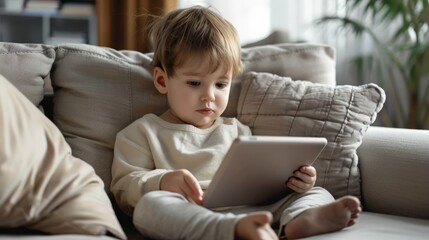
[0,43,55,108]
[2,41,429,239]
[51,43,336,192]
[52,44,160,191]
[227,43,336,117]
[237,72,386,198]
[0,75,125,239]
[358,126,429,219]
[241,43,335,85]
[298,212,429,240]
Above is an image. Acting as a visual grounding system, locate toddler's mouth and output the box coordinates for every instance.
[197,108,214,114]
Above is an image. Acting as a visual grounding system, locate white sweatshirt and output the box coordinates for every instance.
[110,113,251,214]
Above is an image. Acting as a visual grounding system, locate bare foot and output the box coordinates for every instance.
[284,196,361,239]
[235,211,278,240]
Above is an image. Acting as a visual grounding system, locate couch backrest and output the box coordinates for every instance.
[0,43,55,109]
[1,42,343,197]
[49,43,336,194]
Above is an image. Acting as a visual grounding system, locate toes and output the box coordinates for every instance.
[347,219,356,227]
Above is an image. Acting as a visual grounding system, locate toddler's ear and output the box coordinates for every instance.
[153,67,168,94]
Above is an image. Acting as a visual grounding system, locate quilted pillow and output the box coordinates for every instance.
[237,72,386,198]
[0,75,125,239]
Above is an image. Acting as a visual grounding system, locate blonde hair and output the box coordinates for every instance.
[148,6,242,78]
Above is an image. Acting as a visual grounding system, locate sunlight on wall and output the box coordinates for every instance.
[176,0,369,87]
[178,0,271,45]
[178,0,345,45]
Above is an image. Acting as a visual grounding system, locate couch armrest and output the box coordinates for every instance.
[357,126,429,219]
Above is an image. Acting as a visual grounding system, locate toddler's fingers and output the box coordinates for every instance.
[287,177,311,193]
[293,171,314,185]
[183,171,203,204]
[300,165,316,177]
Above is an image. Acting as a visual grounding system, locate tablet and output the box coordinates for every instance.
[202,135,327,208]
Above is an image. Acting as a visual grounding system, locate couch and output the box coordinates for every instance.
[0,42,428,240]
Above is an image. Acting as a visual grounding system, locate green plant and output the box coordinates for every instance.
[316,0,429,129]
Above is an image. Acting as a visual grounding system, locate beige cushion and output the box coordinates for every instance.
[0,43,55,107]
[237,72,386,198]
[52,44,161,192]
[242,43,335,84]
[0,75,125,239]
[51,43,336,192]
[227,43,336,117]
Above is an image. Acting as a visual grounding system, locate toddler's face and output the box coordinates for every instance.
[163,57,232,129]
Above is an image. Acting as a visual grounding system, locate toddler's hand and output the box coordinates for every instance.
[160,169,203,205]
[286,165,316,194]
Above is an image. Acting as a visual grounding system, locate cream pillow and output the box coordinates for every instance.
[237,72,386,198]
[0,75,125,239]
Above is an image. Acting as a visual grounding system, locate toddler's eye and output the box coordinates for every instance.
[216,82,228,89]
[187,81,201,87]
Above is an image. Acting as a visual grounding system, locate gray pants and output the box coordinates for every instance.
[133,187,333,240]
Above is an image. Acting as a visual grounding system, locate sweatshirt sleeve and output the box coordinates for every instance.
[110,119,168,216]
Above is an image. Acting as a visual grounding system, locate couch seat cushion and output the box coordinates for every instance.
[301,212,429,240]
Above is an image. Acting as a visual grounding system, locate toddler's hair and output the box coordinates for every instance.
[148,6,242,78]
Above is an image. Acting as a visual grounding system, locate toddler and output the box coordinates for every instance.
[110,6,361,240]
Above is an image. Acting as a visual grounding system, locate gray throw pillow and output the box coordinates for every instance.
[237,72,386,198]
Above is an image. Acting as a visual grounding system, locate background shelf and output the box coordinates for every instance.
[0,0,96,45]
